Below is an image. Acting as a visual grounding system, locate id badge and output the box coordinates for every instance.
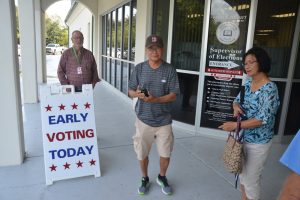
[77,66,82,74]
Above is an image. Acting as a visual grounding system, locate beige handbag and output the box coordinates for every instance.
[223,116,244,174]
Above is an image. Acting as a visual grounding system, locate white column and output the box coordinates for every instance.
[41,12,47,82]
[19,0,38,103]
[35,0,47,84]
[94,14,99,67]
[135,0,152,63]
[0,0,25,166]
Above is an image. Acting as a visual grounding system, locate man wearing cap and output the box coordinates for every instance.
[128,35,180,196]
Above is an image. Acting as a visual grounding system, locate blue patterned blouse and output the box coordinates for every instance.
[234,80,280,144]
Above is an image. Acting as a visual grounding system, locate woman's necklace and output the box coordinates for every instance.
[251,78,269,92]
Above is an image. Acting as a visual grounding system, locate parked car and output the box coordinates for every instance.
[46,43,65,55]
[117,48,122,58]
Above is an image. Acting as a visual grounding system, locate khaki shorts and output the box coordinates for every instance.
[240,141,272,200]
[133,118,174,160]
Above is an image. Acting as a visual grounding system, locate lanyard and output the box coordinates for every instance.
[72,47,82,65]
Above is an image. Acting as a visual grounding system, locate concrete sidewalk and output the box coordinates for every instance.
[0,82,289,200]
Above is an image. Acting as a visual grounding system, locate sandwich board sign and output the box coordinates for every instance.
[40,84,101,185]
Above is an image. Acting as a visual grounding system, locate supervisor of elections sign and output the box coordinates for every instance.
[200,0,250,129]
[40,84,101,185]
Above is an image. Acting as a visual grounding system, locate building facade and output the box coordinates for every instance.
[1,0,299,166]
[65,2,94,50]
[99,0,300,142]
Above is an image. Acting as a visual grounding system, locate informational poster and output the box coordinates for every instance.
[40,84,101,185]
[200,0,250,128]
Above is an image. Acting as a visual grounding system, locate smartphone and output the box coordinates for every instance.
[141,88,149,97]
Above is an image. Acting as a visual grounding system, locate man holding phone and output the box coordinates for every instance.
[128,34,180,196]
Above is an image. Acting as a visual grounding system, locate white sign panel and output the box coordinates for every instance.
[40,84,101,185]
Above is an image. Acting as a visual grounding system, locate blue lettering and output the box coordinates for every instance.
[48,146,94,159]
[57,115,66,124]
[86,145,94,154]
[57,149,67,158]
[65,114,74,123]
[76,147,86,156]
[67,148,76,157]
[74,114,80,123]
[48,116,56,125]
[47,113,89,125]
[80,113,88,122]
[49,150,57,159]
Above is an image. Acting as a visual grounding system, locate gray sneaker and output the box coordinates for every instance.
[156,175,172,195]
[138,177,150,195]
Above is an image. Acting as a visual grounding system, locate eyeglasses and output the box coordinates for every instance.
[243,60,257,67]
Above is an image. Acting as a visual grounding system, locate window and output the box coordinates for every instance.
[254,0,300,135]
[285,83,300,135]
[152,0,205,125]
[152,0,170,61]
[294,47,300,79]
[171,0,205,71]
[171,73,199,125]
[101,0,136,95]
[254,0,299,78]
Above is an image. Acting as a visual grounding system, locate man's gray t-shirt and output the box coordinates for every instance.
[129,60,180,127]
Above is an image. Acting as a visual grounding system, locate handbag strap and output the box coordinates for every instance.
[235,115,243,189]
[235,114,242,140]
[227,114,243,143]
[240,85,245,105]
[234,96,244,189]
[235,173,239,189]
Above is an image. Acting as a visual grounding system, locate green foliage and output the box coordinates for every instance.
[14,7,67,46]
[45,15,68,46]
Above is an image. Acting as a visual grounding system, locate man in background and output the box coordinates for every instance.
[57,30,100,92]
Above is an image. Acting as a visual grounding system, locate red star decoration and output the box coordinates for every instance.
[89,159,96,166]
[63,162,71,169]
[45,105,52,112]
[49,164,57,171]
[58,104,66,110]
[76,160,83,168]
[84,102,91,109]
[71,103,78,110]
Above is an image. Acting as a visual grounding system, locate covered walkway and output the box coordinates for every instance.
[0,83,289,200]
